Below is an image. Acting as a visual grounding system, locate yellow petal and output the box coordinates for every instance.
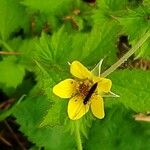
[70,61,92,79]
[93,77,112,93]
[91,95,104,119]
[53,79,77,98]
[68,96,89,120]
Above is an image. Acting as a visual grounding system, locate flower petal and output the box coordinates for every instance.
[53,79,77,98]
[68,96,89,120]
[93,77,112,93]
[91,95,104,119]
[70,61,92,79]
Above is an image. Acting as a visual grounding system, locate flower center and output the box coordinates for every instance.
[78,80,92,97]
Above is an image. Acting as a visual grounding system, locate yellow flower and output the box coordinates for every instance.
[53,60,112,120]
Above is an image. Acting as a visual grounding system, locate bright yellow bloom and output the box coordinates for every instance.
[53,60,112,120]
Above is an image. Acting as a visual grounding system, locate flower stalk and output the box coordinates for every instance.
[101,29,150,77]
[75,121,83,150]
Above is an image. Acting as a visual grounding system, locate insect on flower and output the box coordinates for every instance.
[83,82,98,105]
[53,60,118,120]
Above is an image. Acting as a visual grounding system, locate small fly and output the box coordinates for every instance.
[72,82,98,119]
[83,82,98,105]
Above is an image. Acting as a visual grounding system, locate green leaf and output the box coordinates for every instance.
[97,0,129,11]
[21,0,71,13]
[13,96,75,150]
[80,24,102,60]
[35,32,53,63]
[94,1,150,62]
[108,69,150,112]
[34,27,73,67]
[96,0,142,14]
[34,26,85,66]
[0,57,25,88]
[135,38,150,60]
[40,100,67,127]
[85,105,150,150]
[94,0,131,24]
[33,59,70,127]
[35,23,118,69]
[118,6,150,40]
[0,0,27,40]
[83,21,119,66]
[51,26,76,65]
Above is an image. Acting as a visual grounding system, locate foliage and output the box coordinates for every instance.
[0,0,150,149]
[109,70,150,112]
[0,57,25,88]
[0,0,27,41]
[13,96,76,150]
[85,105,150,150]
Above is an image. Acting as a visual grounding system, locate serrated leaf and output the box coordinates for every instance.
[51,26,76,65]
[35,23,118,70]
[33,60,69,127]
[13,96,75,150]
[0,57,25,88]
[81,24,102,59]
[118,6,150,40]
[109,69,150,112]
[94,0,130,24]
[96,0,141,13]
[83,21,119,66]
[0,0,27,40]
[34,26,73,67]
[35,32,53,63]
[104,0,128,10]
[40,100,68,127]
[85,105,150,150]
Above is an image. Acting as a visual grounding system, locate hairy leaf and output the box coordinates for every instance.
[85,105,150,150]
[118,6,150,40]
[13,96,75,150]
[0,0,27,40]
[109,69,150,112]
[0,57,25,88]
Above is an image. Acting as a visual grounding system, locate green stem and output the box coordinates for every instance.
[75,121,83,150]
[0,39,13,52]
[101,29,150,77]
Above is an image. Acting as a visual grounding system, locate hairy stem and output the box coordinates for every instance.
[75,121,83,150]
[101,29,150,77]
[0,51,21,55]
